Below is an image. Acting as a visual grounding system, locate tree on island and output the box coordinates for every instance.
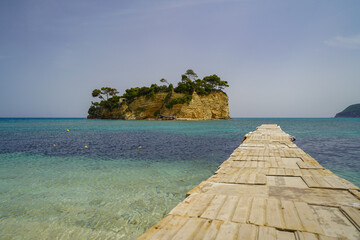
[160,78,169,85]
[90,87,120,114]
[174,69,229,95]
[92,87,119,101]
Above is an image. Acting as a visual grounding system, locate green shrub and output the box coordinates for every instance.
[165,95,192,109]
[154,110,160,117]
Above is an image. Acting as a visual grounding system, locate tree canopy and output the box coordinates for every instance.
[174,69,229,95]
[92,87,119,100]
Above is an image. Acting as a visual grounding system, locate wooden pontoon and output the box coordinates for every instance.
[138,124,360,240]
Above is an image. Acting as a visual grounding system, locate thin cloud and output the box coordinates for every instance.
[159,0,242,10]
[108,0,242,16]
[325,34,360,49]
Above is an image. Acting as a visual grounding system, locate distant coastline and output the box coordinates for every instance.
[335,104,360,118]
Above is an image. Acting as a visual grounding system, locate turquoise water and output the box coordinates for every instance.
[0,118,359,239]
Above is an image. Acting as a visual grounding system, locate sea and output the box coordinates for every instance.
[0,118,359,239]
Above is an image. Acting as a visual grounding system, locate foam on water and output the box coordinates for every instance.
[0,118,359,239]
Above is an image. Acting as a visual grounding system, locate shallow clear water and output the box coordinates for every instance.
[0,118,359,239]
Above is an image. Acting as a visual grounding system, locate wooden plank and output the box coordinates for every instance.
[247,173,257,184]
[312,205,360,240]
[313,176,332,188]
[302,176,320,188]
[171,217,206,240]
[341,206,360,229]
[318,235,342,240]
[277,168,285,175]
[284,176,308,188]
[237,172,249,183]
[232,197,252,223]
[294,201,324,234]
[268,168,277,175]
[216,195,239,221]
[293,169,302,176]
[277,230,296,240]
[237,224,257,240]
[248,197,266,225]
[193,219,222,240]
[339,179,359,190]
[269,186,360,207]
[266,198,284,229]
[285,168,295,176]
[258,226,277,240]
[281,158,301,169]
[281,200,303,231]
[169,194,200,216]
[296,231,318,240]
[201,195,227,219]
[323,176,347,189]
[349,189,360,200]
[147,215,188,240]
[215,221,239,240]
[186,194,214,217]
[255,174,267,184]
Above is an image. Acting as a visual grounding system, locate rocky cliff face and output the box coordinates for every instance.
[88,91,230,120]
[162,91,230,120]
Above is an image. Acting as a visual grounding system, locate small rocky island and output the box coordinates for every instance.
[335,104,360,118]
[87,70,230,120]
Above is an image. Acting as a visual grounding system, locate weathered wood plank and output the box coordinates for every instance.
[258,226,277,240]
[266,198,284,229]
[294,201,324,234]
[312,205,360,240]
[171,217,206,240]
[302,176,320,188]
[296,231,318,240]
[255,174,267,184]
[277,230,296,240]
[281,200,303,231]
[169,193,200,216]
[193,219,222,240]
[216,195,238,221]
[187,194,214,217]
[248,197,266,225]
[237,224,257,240]
[201,195,227,219]
[232,197,252,223]
[146,215,187,240]
[341,206,360,229]
[215,221,239,240]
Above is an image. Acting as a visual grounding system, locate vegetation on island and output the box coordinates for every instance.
[335,104,360,118]
[88,69,229,119]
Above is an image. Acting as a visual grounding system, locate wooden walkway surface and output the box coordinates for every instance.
[138,124,360,240]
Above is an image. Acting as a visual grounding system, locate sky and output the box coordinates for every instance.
[0,0,359,118]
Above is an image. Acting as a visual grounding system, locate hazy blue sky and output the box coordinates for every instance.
[0,0,359,117]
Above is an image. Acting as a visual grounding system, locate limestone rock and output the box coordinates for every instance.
[88,91,230,120]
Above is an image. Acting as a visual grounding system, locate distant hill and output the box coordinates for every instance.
[87,69,230,120]
[335,104,360,118]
